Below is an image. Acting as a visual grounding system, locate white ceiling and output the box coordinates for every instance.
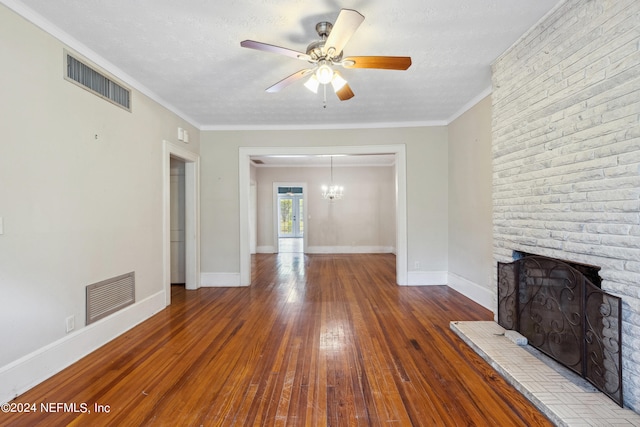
[7,0,560,129]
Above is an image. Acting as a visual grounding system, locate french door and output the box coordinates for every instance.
[278,194,304,238]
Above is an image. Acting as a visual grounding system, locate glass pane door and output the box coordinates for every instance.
[279,197,293,237]
[278,194,303,238]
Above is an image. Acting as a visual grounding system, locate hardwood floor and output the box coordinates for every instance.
[1,253,551,426]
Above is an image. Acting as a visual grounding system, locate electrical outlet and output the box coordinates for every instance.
[66,315,75,333]
[414,261,421,269]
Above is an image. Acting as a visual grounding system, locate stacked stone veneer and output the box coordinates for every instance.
[491,0,640,413]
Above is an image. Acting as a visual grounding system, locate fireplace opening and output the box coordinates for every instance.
[497,253,623,406]
[513,250,602,288]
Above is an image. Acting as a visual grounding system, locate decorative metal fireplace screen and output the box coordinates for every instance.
[497,255,623,406]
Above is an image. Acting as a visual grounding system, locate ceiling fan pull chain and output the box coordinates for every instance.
[323,84,327,108]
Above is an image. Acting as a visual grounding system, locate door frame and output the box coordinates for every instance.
[163,140,200,306]
[239,144,407,286]
[273,182,307,252]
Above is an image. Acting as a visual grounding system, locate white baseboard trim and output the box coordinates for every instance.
[447,272,494,311]
[257,246,396,254]
[406,270,448,286]
[256,246,275,253]
[200,272,244,287]
[306,246,395,254]
[0,290,165,404]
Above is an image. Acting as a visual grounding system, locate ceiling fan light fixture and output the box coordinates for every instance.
[331,73,347,91]
[304,75,320,93]
[240,9,412,102]
[316,63,334,84]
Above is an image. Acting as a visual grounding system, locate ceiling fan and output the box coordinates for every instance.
[240,9,412,101]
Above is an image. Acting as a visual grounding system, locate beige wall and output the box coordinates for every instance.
[0,4,199,369]
[448,96,494,308]
[200,127,448,275]
[255,165,396,252]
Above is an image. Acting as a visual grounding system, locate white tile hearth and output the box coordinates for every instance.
[451,321,640,427]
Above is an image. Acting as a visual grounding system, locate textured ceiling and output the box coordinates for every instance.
[7,0,560,129]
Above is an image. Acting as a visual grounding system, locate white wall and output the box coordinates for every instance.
[492,0,640,412]
[255,165,396,253]
[448,96,494,309]
[200,128,448,281]
[0,4,199,401]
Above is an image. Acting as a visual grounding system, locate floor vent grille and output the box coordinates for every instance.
[86,272,135,325]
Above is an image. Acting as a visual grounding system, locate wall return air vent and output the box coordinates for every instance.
[86,272,135,325]
[65,51,131,111]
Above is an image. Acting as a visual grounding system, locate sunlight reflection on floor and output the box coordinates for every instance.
[278,237,303,253]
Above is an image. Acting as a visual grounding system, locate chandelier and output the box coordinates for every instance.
[321,156,344,200]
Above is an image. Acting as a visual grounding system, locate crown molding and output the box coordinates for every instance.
[3,0,492,131]
[1,0,201,128]
[201,119,448,132]
[447,86,492,124]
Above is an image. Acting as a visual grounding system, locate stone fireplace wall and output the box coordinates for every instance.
[491,0,640,412]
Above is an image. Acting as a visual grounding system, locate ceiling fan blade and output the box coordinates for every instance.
[335,83,355,101]
[241,40,312,62]
[266,69,314,93]
[324,9,365,57]
[342,56,412,70]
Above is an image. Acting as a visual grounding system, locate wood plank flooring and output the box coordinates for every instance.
[1,253,552,426]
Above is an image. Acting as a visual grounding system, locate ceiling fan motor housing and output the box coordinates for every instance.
[307,21,342,62]
[315,21,332,38]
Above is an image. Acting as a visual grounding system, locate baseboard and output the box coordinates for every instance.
[257,246,395,254]
[406,270,448,286]
[447,272,494,311]
[0,290,166,404]
[200,272,243,287]
[256,246,275,253]
[305,246,395,254]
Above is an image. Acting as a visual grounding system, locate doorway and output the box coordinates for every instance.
[277,186,304,253]
[163,140,200,306]
[170,158,186,284]
[240,145,408,286]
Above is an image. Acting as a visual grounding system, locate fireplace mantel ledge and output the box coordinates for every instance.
[450,321,640,426]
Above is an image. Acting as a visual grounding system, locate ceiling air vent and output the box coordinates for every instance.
[65,51,131,111]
